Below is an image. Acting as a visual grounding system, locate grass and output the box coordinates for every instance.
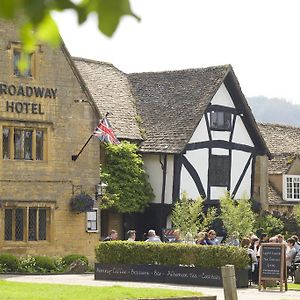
[0,281,202,300]
[288,283,300,290]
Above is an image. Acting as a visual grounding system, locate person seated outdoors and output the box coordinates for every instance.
[195,231,208,245]
[226,231,240,246]
[170,229,183,243]
[207,230,219,245]
[103,229,118,241]
[127,230,136,242]
[145,229,162,242]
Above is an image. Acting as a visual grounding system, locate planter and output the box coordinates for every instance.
[94,263,248,288]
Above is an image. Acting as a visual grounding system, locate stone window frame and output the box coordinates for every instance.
[2,201,55,243]
[7,42,41,79]
[86,208,99,233]
[283,175,300,201]
[1,124,48,162]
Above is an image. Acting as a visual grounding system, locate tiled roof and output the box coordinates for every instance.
[258,123,300,174]
[74,57,142,141]
[268,182,283,205]
[127,65,230,153]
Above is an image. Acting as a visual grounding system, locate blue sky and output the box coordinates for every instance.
[54,0,300,104]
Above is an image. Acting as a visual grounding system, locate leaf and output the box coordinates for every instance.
[35,14,61,47]
[0,0,16,18]
[20,22,36,52]
[95,0,140,37]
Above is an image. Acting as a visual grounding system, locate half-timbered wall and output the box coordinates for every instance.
[179,83,256,202]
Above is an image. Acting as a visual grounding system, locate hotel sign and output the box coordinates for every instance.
[0,83,57,115]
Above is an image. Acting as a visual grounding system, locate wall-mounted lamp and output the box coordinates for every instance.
[95,181,107,200]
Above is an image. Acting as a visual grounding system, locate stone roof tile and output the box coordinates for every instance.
[74,57,142,141]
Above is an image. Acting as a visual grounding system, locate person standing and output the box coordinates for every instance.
[127,230,136,241]
[103,229,118,241]
[145,229,162,242]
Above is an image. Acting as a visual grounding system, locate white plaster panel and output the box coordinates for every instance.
[143,154,163,204]
[210,83,235,108]
[231,116,254,147]
[231,150,252,199]
[189,116,209,143]
[180,164,200,200]
[211,131,231,141]
[211,148,229,155]
[182,148,209,198]
[233,167,251,199]
[210,186,228,200]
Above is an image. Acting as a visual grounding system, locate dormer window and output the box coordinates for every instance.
[283,175,300,201]
[13,49,34,78]
[210,111,231,131]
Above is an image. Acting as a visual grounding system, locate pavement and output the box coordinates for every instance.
[0,273,300,300]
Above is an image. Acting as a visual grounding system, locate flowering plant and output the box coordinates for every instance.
[70,193,94,213]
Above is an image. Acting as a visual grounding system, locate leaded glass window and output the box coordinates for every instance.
[14,129,22,159]
[4,209,12,240]
[36,130,44,160]
[3,127,10,159]
[38,209,47,240]
[13,49,33,77]
[210,111,232,130]
[15,209,24,241]
[24,130,33,160]
[29,208,37,241]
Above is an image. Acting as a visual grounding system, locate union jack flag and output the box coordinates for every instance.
[93,117,120,144]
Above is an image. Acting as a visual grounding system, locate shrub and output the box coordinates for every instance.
[0,253,19,272]
[18,255,36,273]
[34,256,56,272]
[62,254,88,267]
[95,241,249,269]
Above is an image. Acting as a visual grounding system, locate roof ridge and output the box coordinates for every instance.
[258,122,300,129]
[72,56,114,67]
[127,64,231,76]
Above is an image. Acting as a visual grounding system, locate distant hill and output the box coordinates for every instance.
[247,96,300,127]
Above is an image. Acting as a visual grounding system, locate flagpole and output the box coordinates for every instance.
[71,134,93,161]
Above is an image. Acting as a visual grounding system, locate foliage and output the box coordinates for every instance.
[171,192,216,236]
[70,192,94,213]
[0,0,139,60]
[101,141,154,213]
[219,192,255,239]
[62,254,88,267]
[95,241,249,269]
[0,253,19,272]
[33,256,56,273]
[18,255,36,273]
[0,281,201,300]
[253,211,284,236]
[294,204,300,226]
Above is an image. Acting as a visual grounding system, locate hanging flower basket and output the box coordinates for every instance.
[70,193,94,213]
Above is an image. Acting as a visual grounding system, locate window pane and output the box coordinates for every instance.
[209,155,230,186]
[210,111,231,130]
[29,208,37,241]
[36,130,44,160]
[13,49,21,76]
[15,209,24,241]
[24,130,33,160]
[38,209,47,240]
[13,49,32,77]
[14,129,23,159]
[3,127,10,159]
[4,209,12,240]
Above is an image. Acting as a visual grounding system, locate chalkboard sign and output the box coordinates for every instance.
[258,243,287,291]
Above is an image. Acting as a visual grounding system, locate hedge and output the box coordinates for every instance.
[95,241,249,269]
[62,254,89,267]
[0,253,19,272]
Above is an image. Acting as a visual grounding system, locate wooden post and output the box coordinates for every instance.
[221,264,238,300]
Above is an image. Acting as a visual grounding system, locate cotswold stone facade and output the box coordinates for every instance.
[0,20,101,262]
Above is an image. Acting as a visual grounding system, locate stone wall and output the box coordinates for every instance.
[0,19,101,263]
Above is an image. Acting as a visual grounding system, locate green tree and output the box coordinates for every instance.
[171,192,217,237]
[100,141,154,213]
[253,212,284,236]
[219,192,255,239]
[294,204,300,226]
[0,0,139,54]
